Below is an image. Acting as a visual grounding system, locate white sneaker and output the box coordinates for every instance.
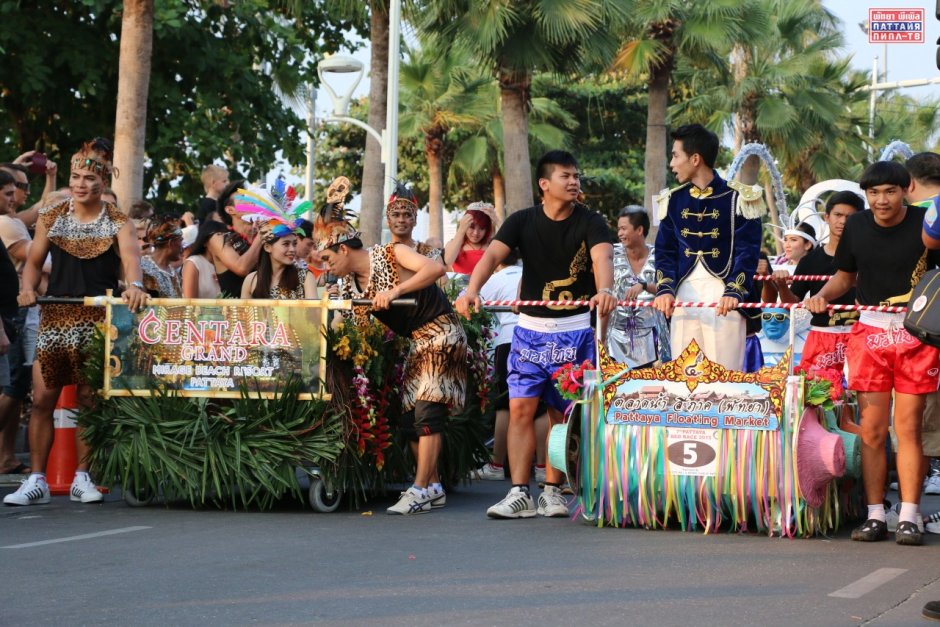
[487,486,536,519]
[925,474,940,495]
[475,463,505,481]
[427,485,446,509]
[70,474,104,503]
[387,487,431,515]
[924,510,940,534]
[4,475,51,506]
[537,485,569,517]
[888,480,899,491]
[534,466,546,485]
[886,503,924,533]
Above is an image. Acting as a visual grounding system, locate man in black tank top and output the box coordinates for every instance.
[317,209,467,516]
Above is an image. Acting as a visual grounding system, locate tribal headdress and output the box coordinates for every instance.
[145,215,183,246]
[766,201,820,248]
[71,137,117,179]
[386,180,419,218]
[233,178,311,244]
[313,176,360,251]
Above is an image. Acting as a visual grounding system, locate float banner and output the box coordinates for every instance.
[102,299,328,399]
[598,340,789,432]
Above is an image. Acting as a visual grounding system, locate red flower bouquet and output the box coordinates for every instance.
[552,360,596,402]
[795,365,845,411]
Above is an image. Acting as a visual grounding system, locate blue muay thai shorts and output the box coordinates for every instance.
[507,311,596,413]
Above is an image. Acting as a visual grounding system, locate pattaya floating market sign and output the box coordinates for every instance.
[99,297,331,399]
[596,340,789,432]
[868,7,924,43]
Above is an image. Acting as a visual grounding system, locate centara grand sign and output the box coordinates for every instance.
[868,8,925,43]
[597,340,789,432]
[102,298,329,399]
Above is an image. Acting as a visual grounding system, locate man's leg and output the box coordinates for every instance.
[858,391,892,509]
[28,361,60,474]
[0,394,22,472]
[409,440,440,486]
[414,433,442,489]
[895,392,927,506]
[507,397,540,485]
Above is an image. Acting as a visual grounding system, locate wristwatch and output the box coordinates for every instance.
[639,281,648,291]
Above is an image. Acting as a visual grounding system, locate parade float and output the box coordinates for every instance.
[542,143,904,537]
[74,290,491,511]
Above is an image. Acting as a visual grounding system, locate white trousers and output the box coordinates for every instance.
[671,263,745,371]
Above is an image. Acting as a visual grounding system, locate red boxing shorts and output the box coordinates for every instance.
[846,320,940,394]
[799,328,850,374]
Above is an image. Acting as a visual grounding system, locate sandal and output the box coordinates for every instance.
[896,520,924,546]
[0,463,30,475]
[851,518,887,542]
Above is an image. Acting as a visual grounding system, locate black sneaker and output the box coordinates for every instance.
[851,518,887,542]
[896,520,924,546]
[923,600,940,621]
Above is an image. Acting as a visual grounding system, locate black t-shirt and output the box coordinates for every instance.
[835,205,940,305]
[791,246,858,327]
[494,203,614,317]
[197,197,218,223]
[0,239,19,337]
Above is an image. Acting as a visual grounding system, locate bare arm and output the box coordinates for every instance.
[116,220,148,310]
[589,242,617,318]
[372,244,447,310]
[17,220,50,306]
[442,213,473,267]
[208,233,263,277]
[240,272,257,299]
[181,260,200,298]
[455,240,509,317]
[303,270,319,299]
[805,270,856,314]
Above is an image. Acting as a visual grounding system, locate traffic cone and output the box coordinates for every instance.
[46,385,79,496]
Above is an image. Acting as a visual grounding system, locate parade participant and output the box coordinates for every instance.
[741,251,770,372]
[456,150,617,519]
[4,152,58,230]
[387,183,442,260]
[140,215,184,298]
[771,191,864,372]
[234,185,319,300]
[197,164,229,224]
[444,201,497,274]
[476,250,550,483]
[808,161,940,546]
[607,205,670,369]
[4,138,148,506]
[316,177,467,515]
[208,179,264,297]
[653,124,765,371]
[182,221,228,299]
[762,222,817,303]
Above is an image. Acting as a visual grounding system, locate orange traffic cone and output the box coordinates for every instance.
[46,385,78,496]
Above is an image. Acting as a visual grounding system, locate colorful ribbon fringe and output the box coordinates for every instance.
[572,373,843,537]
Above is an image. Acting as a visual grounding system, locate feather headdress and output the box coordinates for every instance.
[233,178,311,243]
[765,200,821,248]
[313,176,360,251]
[386,180,419,217]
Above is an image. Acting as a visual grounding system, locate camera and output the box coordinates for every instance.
[26,153,47,176]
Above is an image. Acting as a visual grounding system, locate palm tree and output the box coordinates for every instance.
[450,86,578,221]
[398,43,493,240]
[419,1,628,215]
[610,0,765,222]
[668,0,870,193]
[112,0,154,212]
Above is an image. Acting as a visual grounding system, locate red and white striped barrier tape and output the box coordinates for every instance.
[752,274,832,282]
[480,299,907,313]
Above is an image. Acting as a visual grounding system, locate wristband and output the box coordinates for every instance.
[130,281,145,291]
[599,287,615,297]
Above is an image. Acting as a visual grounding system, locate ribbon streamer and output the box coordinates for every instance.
[480,299,906,313]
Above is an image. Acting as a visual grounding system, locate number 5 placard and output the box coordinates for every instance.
[666,428,720,477]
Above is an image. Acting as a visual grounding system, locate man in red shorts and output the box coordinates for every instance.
[771,190,865,373]
[807,161,940,546]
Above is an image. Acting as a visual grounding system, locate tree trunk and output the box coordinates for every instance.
[644,62,670,237]
[499,68,533,214]
[426,133,444,242]
[492,164,506,222]
[112,0,153,213]
[764,179,783,255]
[359,0,389,246]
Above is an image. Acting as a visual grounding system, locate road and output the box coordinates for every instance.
[2,478,939,626]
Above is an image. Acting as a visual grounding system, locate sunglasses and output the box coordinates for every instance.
[762,313,788,322]
[14,182,29,191]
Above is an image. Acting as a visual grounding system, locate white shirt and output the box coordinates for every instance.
[479,265,522,346]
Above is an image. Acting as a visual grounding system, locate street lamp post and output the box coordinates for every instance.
[318,1,403,243]
[304,86,317,220]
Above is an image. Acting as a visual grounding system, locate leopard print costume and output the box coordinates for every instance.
[37,199,126,388]
[337,243,466,412]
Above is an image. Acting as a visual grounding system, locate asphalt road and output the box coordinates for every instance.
[2,478,940,626]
